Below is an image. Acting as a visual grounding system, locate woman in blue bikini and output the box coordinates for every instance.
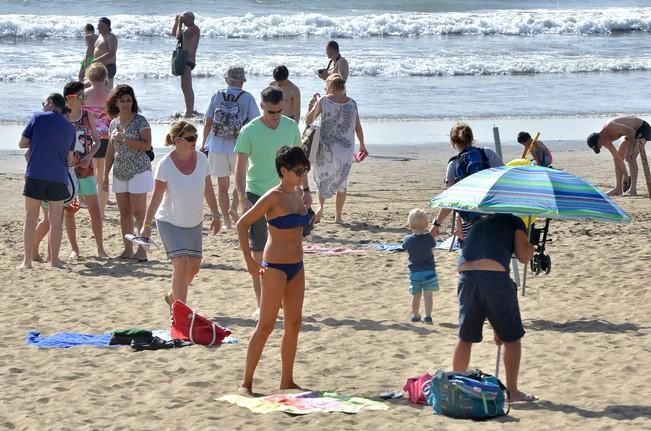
[236,145,311,395]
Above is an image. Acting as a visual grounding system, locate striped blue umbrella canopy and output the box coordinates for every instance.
[429,166,631,223]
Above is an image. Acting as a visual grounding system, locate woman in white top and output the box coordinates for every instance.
[305,73,367,224]
[141,121,221,307]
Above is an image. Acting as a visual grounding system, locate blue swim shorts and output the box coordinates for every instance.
[408,270,439,295]
[457,270,525,343]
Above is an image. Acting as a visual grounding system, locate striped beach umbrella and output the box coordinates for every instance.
[429,166,631,223]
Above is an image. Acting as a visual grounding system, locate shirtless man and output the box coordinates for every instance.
[587,116,651,196]
[270,65,300,122]
[78,24,98,82]
[93,17,118,89]
[318,40,349,82]
[172,11,201,117]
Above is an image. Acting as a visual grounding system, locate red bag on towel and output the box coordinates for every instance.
[403,373,434,405]
[170,300,231,346]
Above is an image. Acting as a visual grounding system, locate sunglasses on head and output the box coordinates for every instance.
[178,134,198,142]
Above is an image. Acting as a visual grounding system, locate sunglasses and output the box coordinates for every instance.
[41,100,50,107]
[67,93,86,101]
[178,134,198,142]
[265,109,283,115]
[291,167,310,177]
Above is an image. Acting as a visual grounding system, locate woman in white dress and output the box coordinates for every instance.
[305,74,367,223]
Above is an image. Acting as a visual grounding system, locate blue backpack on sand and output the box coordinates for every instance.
[425,369,509,420]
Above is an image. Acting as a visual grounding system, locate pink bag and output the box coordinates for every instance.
[403,373,434,405]
[170,300,231,346]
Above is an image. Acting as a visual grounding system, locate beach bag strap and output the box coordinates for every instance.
[188,309,218,346]
[189,310,196,344]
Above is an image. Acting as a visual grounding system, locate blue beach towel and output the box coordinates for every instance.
[26,331,114,348]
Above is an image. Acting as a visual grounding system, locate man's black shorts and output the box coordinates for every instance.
[23,177,70,202]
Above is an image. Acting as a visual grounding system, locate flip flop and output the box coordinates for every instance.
[508,393,539,403]
[379,391,404,400]
[125,234,158,248]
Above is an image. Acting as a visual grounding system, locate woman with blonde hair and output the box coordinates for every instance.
[305,73,367,223]
[140,120,220,307]
[84,62,112,218]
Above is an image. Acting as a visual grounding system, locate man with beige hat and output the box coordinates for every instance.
[201,66,259,229]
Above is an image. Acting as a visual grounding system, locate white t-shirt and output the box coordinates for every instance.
[154,151,209,227]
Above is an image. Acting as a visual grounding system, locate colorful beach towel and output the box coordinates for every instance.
[218,391,389,415]
[303,244,366,255]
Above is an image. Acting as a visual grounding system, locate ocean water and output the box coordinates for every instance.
[1,0,650,143]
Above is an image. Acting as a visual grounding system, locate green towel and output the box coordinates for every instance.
[112,328,152,337]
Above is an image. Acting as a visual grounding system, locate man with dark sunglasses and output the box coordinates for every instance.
[234,86,311,318]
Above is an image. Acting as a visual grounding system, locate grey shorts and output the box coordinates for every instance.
[247,192,267,252]
[156,219,202,259]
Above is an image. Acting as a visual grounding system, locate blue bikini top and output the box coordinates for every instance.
[267,212,311,229]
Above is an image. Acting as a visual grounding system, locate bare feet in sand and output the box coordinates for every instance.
[98,250,111,259]
[607,188,622,196]
[508,389,538,403]
[17,262,33,270]
[238,385,261,397]
[229,209,240,225]
[314,207,323,224]
[32,254,45,263]
[117,250,134,260]
[280,382,304,391]
[51,258,65,268]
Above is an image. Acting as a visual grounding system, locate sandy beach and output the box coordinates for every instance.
[1,141,650,430]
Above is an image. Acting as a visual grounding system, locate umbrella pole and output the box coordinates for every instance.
[449,211,457,252]
[638,140,651,200]
[495,345,502,378]
[522,216,532,296]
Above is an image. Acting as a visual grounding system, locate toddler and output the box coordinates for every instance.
[402,209,439,324]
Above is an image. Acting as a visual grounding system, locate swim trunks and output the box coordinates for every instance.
[636,121,651,141]
[80,55,94,69]
[106,63,117,79]
[186,61,196,71]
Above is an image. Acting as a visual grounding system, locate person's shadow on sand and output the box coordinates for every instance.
[526,318,646,334]
[514,400,651,420]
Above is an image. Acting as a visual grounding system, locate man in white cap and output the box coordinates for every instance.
[172,11,201,117]
[201,66,259,229]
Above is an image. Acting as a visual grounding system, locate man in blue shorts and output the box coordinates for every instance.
[453,213,537,403]
[19,93,76,269]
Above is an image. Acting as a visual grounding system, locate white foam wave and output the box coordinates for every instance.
[1,53,651,82]
[1,8,651,39]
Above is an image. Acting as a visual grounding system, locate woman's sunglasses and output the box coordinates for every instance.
[178,134,198,142]
[291,167,310,177]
